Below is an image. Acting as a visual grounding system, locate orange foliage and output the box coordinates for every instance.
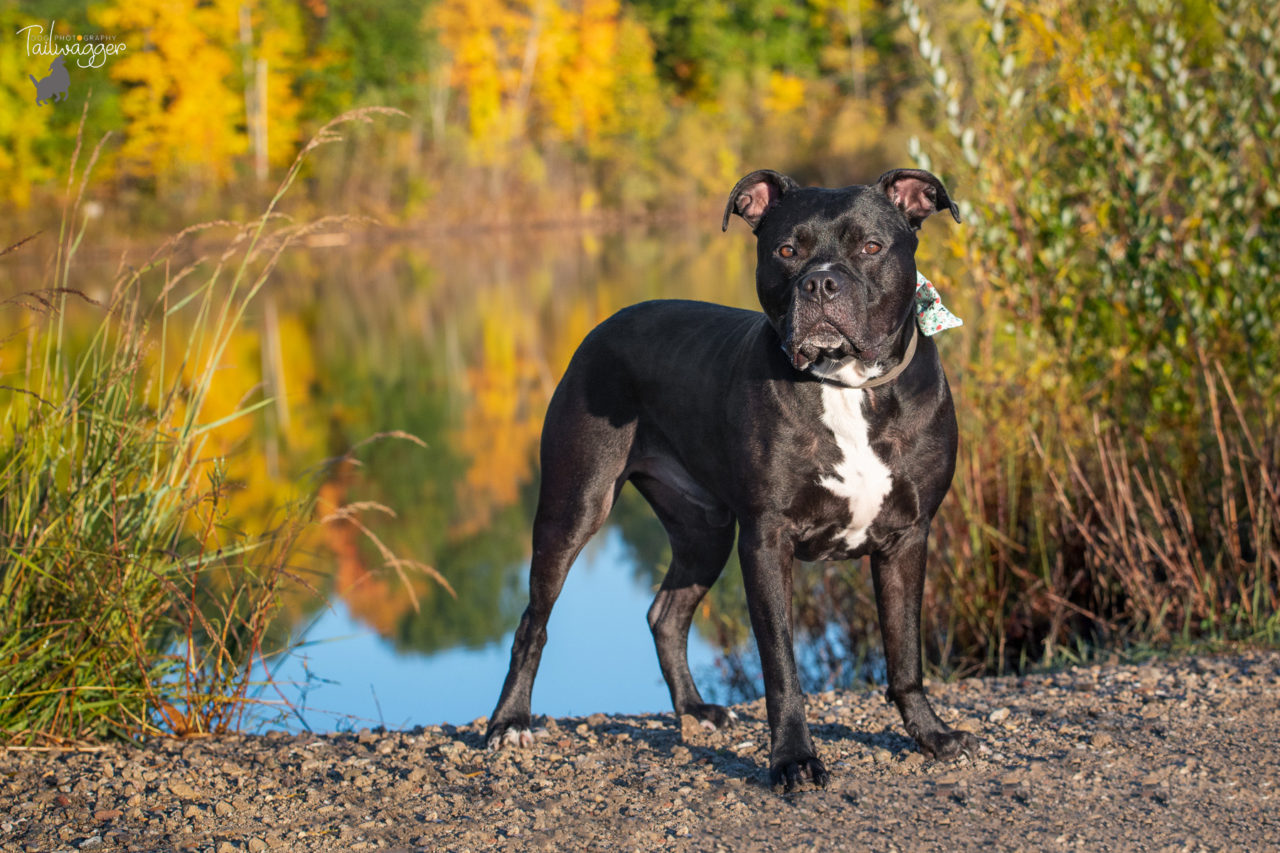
[319,462,418,637]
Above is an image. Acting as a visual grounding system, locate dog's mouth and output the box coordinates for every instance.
[786,322,870,371]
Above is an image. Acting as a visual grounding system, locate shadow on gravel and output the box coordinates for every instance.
[819,722,916,755]
[593,715,775,786]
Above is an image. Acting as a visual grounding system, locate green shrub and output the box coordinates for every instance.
[901,0,1280,670]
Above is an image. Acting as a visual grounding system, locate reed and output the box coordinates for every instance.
[1042,364,1279,647]
[922,363,1279,677]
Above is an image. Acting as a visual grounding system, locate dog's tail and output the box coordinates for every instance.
[29,74,38,87]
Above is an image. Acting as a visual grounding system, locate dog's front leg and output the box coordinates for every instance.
[872,528,978,760]
[738,524,828,791]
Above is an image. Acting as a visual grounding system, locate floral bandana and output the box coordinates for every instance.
[915,271,962,336]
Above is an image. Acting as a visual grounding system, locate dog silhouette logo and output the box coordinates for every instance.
[30,55,70,106]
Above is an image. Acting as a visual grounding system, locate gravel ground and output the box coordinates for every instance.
[3,650,1278,852]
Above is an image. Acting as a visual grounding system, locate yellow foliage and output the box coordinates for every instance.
[763,72,807,115]
[0,288,328,556]
[535,0,622,148]
[602,13,664,138]
[430,0,536,164]
[452,289,546,535]
[447,265,620,537]
[433,0,664,166]
[94,0,247,183]
[156,307,325,543]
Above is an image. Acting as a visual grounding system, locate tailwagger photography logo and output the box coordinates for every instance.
[17,20,127,107]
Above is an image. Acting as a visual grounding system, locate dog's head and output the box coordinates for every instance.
[723,169,959,374]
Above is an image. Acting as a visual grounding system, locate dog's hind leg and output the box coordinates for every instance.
[633,473,738,730]
[486,390,635,750]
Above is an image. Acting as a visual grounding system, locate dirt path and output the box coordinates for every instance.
[3,650,1278,852]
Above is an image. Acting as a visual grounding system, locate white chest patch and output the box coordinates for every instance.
[818,383,894,551]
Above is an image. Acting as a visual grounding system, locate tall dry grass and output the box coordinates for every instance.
[923,362,1279,677]
[1043,363,1279,645]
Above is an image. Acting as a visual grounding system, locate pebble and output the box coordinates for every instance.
[168,780,199,800]
[679,714,703,743]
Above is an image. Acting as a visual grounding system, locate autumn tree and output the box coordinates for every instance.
[432,0,663,162]
[92,0,304,192]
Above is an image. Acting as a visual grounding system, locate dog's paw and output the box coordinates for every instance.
[485,719,542,751]
[916,727,979,761]
[770,756,829,793]
[684,703,738,731]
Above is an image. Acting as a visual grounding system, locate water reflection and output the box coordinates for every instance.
[271,526,723,731]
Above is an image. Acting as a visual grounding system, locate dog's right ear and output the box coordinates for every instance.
[722,170,799,232]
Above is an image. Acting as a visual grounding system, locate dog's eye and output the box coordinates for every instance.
[778,245,796,259]
[863,242,882,255]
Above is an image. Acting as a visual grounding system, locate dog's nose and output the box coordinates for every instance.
[800,270,845,302]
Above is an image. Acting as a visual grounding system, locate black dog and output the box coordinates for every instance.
[487,168,978,790]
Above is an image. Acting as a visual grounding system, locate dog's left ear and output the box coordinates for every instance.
[877,169,961,230]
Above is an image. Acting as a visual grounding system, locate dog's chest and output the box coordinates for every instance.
[815,384,893,551]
